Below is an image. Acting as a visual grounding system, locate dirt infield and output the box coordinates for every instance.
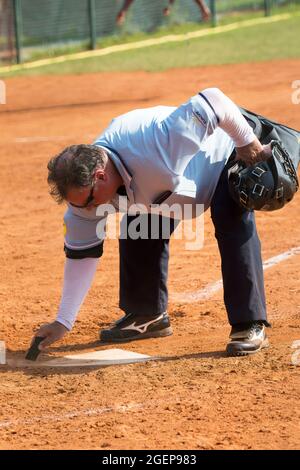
[0,59,300,450]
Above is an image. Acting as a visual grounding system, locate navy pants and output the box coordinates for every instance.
[119,214,176,316]
[119,165,267,326]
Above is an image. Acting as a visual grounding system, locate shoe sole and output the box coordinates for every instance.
[226,338,270,357]
[100,326,173,343]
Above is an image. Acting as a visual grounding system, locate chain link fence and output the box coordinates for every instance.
[0,0,15,63]
[1,0,299,64]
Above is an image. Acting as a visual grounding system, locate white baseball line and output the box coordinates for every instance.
[171,246,300,303]
[13,134,96,143]
[0,402,143,429]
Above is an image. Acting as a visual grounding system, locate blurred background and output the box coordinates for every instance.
[1,0,299,66]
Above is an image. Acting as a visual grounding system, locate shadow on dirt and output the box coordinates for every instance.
[0,96,161,114]
[1,347,227,377]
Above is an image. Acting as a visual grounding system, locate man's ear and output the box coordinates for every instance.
[94,168,107,181]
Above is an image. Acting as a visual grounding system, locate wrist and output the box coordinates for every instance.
[236,138,265,165]
[54,319,71,331]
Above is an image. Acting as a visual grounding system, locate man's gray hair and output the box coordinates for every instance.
[47,144,108,204]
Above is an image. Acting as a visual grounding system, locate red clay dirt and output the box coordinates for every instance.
[0,59,299,450]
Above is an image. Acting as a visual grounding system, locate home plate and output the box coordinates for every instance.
[8,349,155,368]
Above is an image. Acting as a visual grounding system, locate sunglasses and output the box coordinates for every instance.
[69,181,95,209]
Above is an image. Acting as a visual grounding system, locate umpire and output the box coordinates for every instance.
[32,88,300,356]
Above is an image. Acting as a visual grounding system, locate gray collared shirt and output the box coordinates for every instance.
[64,93,235,250]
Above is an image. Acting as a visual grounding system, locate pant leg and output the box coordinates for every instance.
[210,165,268,326]
[119,214,176,316]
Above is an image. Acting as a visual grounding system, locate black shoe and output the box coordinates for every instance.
[226,322,269,357]
[99,312,173,343]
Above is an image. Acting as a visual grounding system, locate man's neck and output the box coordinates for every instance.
[107,157,123,190]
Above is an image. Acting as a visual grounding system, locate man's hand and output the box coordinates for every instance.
[32,321,69,351]
[235,138,271,166]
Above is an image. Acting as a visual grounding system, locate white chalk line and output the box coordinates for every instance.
[0,402,143,430]
[12,134,96,144]
[171,246,300,303]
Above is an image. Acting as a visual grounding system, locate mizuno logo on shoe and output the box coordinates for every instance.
[121,314,164,334]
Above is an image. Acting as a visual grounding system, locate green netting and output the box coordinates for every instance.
[3,0,300,62]
[0,0,15,63]
[21,0,90,46]
[20,0,267,46]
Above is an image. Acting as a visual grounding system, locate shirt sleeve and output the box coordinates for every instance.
[200,87,256,147]
[64,206,106,255]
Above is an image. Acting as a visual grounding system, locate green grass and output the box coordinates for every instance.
[2,8,300,78]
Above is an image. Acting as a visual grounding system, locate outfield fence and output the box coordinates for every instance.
[0,0,15,63]
[0,0,299,64]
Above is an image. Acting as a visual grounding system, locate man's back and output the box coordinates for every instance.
[95,96,234,210]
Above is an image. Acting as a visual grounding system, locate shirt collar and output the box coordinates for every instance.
[97,145,135,206]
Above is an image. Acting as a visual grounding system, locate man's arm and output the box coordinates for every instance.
[201,88,270,165]
[56,257,99,330]
[34,257,99,350]
[32,206,105,351]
